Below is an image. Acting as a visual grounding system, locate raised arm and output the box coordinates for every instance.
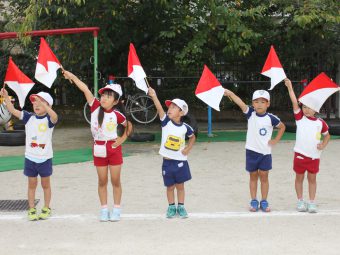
[284,78,300,112]
[62,70,94,104]
[32,96,58,124]
[0,87,22,119]
[224,89,248,113]
[148,87,165,119]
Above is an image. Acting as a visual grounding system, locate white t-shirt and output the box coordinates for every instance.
[244,106,281,155]
[294,109,329,159]
[90,98,126,141]
[21,111,56,161]
[159,115,194,161]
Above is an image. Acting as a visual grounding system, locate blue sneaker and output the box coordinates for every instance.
[100,208,109,222]
[110,208,121,221]
[297,200,307,212]
[166,205,176,218]
[260,200,271,212]
[177,205,188,218]
[307,202,317,213]
[249,199,259,212]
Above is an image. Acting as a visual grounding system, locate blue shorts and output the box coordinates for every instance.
[24,158,53,177]
[246,149,272,172]
[162,159,192,187]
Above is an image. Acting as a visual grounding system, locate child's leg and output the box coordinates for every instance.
[295,173,305,199]
[96,166,109,205]
[166,185,176,204]
[249,171,259,199]
[258,170,269,200]
[28,177,38,208]
[307,173,317,201]
[109,164,122,206]
[175,183,185,204]
[40,177,51,208]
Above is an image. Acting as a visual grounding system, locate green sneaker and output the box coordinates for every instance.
[28,208,38,221]
[177,205,188,218]
[38,207,51,220]
[166,205,176,218]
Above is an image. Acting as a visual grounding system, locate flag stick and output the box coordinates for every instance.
[144,77,150,88]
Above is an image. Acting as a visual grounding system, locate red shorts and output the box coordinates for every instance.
[293,152,320,174]
[93,141,123,166]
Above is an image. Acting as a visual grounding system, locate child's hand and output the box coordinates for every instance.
[62,70,74,83]
[0,87,9,98]
[284,78,292,89]
[224,89,232,97]
[268,139,278,147]
[148,87,157,98]
[317,143,325,150]
[181,147,190,156]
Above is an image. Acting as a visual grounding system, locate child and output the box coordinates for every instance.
[62,70,131,222]
[148,87,196,218]
[284,78,330,213]
[1,88,58,221]
[224,89,285,212]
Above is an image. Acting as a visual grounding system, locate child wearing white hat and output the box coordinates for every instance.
[62,70,132,222]
[0,87,58,221]
[148,87,196,219]
[224,88,285,212]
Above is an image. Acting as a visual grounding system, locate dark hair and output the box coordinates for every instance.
[98,90,132,137]
[181,113,198,140]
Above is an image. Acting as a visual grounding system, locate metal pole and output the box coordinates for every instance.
[93,31,98,96]
[207,106,213,137]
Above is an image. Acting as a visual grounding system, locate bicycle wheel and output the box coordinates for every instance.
[129,94,158,124]
[83,102,91,124]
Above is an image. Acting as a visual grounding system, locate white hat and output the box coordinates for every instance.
[30,92,53,106]
[165,98,188,115]
[98,84,123,97]
[252,90,270,101]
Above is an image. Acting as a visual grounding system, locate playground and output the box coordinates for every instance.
[0,129,340,254]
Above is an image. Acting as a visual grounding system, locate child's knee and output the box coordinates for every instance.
[167,185,175,191]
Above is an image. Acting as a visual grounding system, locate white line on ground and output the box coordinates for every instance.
[2,210,340,221]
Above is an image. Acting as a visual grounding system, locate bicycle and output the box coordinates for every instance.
[83,89,158,125]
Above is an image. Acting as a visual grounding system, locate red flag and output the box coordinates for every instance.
[127,43,148,93]
[261,45,286,90]
[35,37,61,88]
[195,65,225,111]
[4,57,35,108]
[298,72,339,112]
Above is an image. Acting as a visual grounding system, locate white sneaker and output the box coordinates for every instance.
[297,200,307,212]
[110,208,121,221]
[307,202,318,213]
[100,208,109,222]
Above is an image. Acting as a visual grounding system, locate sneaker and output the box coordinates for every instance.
[249,199,259,212]
[28,208,38,221]
[177,205,188,218]
[100,208,109,222]
[297,200,307,212]
[307,202,318,213]
[166,205,177,218]
[110,208,121,222]
[38,207,51,220]
[260,200,271,212]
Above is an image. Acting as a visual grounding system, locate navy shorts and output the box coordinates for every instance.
[162,159,192,187]
[24,158,53,177]
[246,149,272,172]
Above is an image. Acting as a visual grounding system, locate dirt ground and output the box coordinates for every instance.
[0,126,340,255]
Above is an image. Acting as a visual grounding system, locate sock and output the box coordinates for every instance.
[178,203,184,206]
[114,204,121,208]
[169,203,175,206]
[101,205,108,209]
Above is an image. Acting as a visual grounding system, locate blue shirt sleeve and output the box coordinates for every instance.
[244,106,254,120]
[269,114,280,127]
[22,111,33,124]
[161,115,170,127]
[184,123,194,137]
[47,114,57,128]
